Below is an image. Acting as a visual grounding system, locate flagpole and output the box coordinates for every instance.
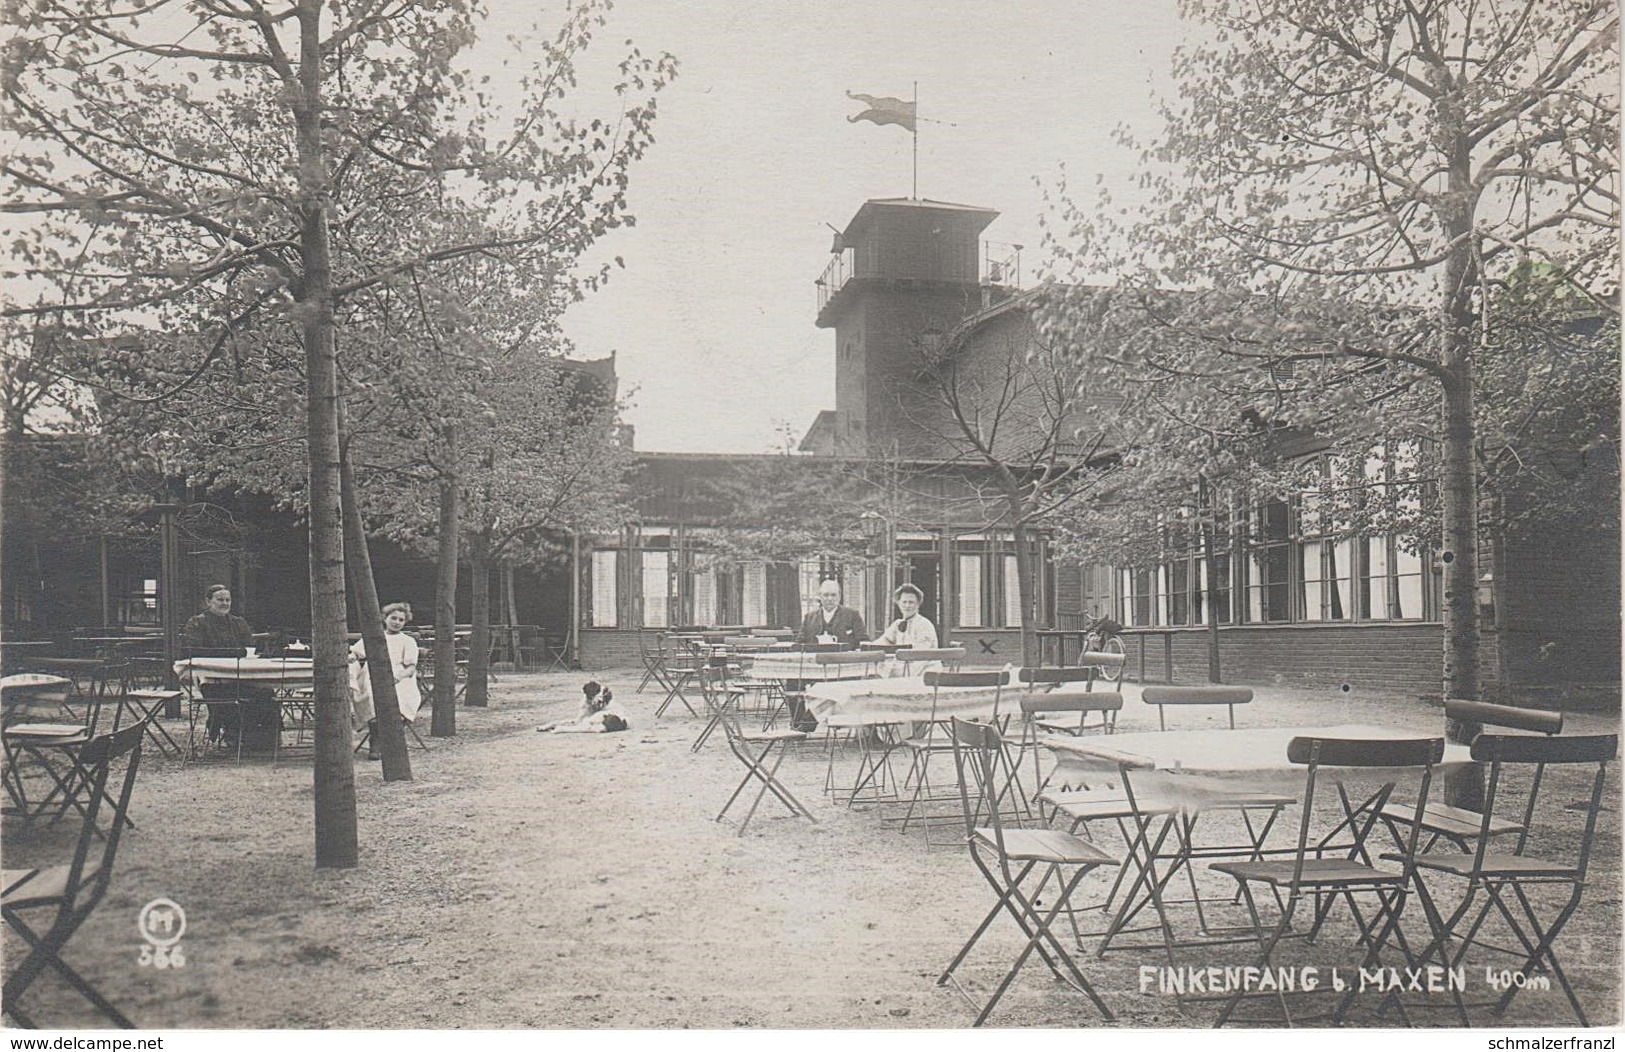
[911,80,918,199]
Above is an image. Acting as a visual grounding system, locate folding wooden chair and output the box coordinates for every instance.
[3,722,146,1028]
[1400,732,1616,1027]
[353,715,428,756]
[895,669,1012,844]
[3,693,136,833]
[714,700,816,836]
[116,689,187,760]
[691,657,746,752]
[1142,685,1253,730]
[635,630,671,694]
[654,635,704,718]
[1007,666,1123,803]
[1378,699,1562,853]
[1209,735,1444,1027]
[938,717,1118,1027]
[892,646,965,677]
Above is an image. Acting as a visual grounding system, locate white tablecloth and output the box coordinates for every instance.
[1043,724,1471,774]
[743,651,888,683]
[804,675,1014,725]
[174,657,315,688]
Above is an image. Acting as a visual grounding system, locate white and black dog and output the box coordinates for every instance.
[538,680,627,733]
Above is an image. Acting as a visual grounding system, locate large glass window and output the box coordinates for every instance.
[1244,500,1292,623]
[590,549,618,628]
[1003,555,1022,628]
[1111,447,1433,630]
[1120,568,1154,627]
[1079,563,1115,621]
[1167,559,1190,625]
[1297,464,1352,622]
[691,567,716,626]
[641,551,670,627]
[742,563,766,627]
[958,553,984,627]
[798,560,823,619]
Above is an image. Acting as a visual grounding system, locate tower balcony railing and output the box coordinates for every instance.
[815,248,855,314]
[814,239,1026,314]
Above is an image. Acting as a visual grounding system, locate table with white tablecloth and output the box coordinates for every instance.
[173,657,314,755]
[803,675,1014,725]
[741,651,886,684]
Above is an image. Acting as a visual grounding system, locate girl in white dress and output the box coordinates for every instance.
[350,602,423,759]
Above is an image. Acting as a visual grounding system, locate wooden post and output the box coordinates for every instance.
[568,529,581,669]
[156,504,182,695]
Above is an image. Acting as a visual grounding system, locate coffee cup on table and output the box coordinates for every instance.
[817,633,836,645]
[244,647,258,659]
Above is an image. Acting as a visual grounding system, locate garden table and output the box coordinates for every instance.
[743,651,888,683]
[173,657,314,758]
[1041,725,1470,961]
[173,655,315,687]
[18,657,108,697]
[804,674,1014,804]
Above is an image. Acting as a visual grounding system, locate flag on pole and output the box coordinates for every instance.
[846,91,916,132]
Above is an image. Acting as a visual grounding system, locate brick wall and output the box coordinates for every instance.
[1121,624,1449,699]
[1498,525,1620,688]
[577,629,647,672]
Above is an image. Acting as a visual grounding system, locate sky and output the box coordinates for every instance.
[481,1,1184,454]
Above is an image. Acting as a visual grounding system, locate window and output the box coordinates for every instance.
[742,563,766,626]
[692,568,717,626]
[114,574,160,625]
[1296,465,1352,622]
[591,550,618,628]
[641,551,670,627]
[1166,559,1190,626]
[1243,500,1292,623]
[1113,447,1434,630]
[1120,568,1154,627]
[958,554,984,627]
[1003,555,1022,628]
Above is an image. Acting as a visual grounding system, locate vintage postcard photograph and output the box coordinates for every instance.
[1,0,1619,1038]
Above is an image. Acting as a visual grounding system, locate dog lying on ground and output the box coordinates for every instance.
[537,680,628,733]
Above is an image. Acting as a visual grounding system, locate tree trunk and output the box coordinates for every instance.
[503,564,520,627]
[465,530,491,708]
[339,424,411,780]
[1437,113,1484,810]
[431,425,460,737]
[293,0,357,868]
[1008,493,1039,668]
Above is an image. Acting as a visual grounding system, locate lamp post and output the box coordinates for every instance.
[860,509,895,631]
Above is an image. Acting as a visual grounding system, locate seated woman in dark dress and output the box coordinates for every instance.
[181,584,276,750]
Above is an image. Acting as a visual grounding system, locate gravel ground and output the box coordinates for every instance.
[3,669,1620,1030]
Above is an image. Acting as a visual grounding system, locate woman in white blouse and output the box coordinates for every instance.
[873,583,938,649]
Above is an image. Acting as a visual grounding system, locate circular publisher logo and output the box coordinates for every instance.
[138,898,186,948]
